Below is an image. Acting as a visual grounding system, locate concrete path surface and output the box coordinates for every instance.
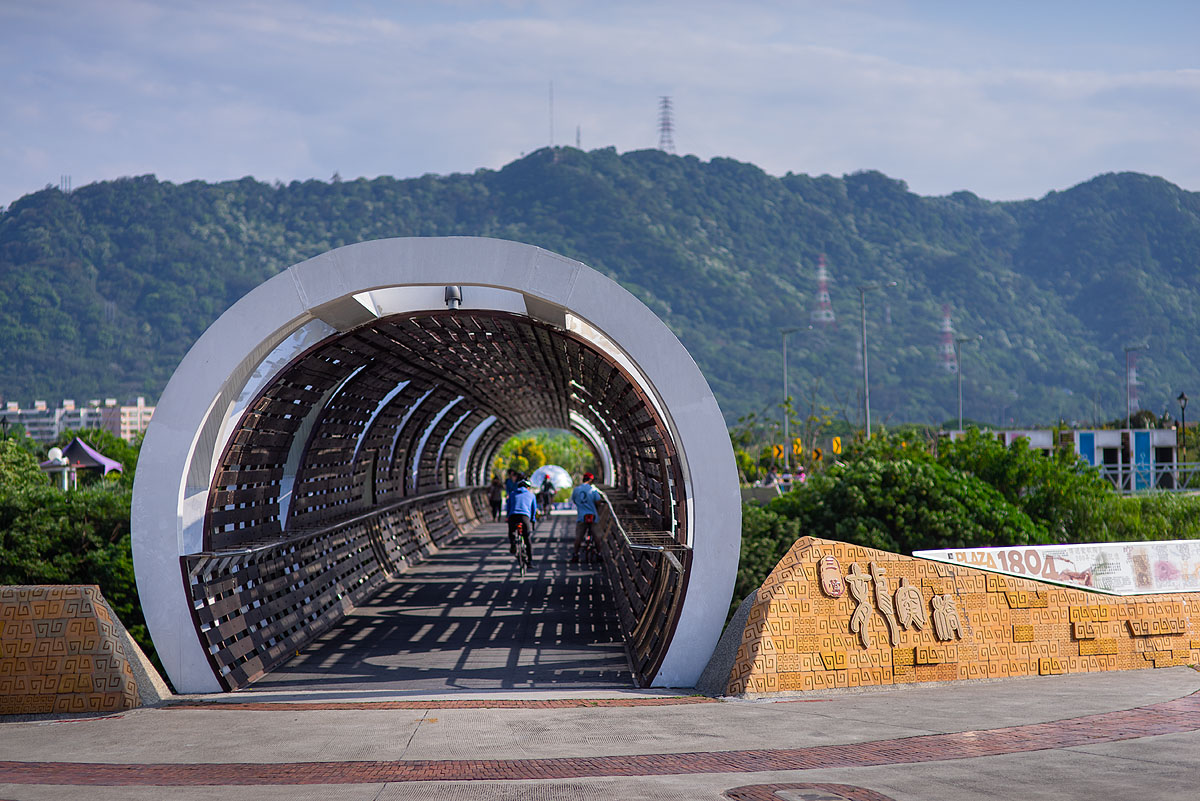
[4,665,1199,799]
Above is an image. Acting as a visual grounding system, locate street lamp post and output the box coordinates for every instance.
[858,281,897,438]
[780,326,809,473]
[1179,391,1189,465]
[954,335,983,432]
[1124,343,1149,429]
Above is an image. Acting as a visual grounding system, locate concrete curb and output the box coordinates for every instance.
[94,594,174,706]
[695,591,758,697]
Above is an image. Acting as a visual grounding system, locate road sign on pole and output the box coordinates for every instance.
[832,436,842,455]
[772,444,784,459]
[792,438,803,456]
[813,447,823,462]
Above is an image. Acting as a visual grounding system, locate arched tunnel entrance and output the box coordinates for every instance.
[131,237,740,693]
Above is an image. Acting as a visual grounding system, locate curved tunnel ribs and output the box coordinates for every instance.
[184,311,688,689]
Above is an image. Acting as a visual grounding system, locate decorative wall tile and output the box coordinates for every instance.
[0,586,139,715]
[726,537,1200,696]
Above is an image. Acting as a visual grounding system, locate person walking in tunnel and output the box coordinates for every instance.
[538,473,556,520]
[570,472,601,564]
[505,478,538,563]
[504,468,519,497]
[487,474,504,522]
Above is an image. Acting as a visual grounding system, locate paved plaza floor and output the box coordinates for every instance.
[4,518,1200,800]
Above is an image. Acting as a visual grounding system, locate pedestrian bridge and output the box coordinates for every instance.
[131,237,739,694]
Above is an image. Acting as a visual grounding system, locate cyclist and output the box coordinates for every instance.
[505,477,538,564]
[569,472,600,564]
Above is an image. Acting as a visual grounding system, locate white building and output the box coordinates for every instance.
[1,397,155,443]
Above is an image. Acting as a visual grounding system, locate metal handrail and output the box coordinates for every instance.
[1095,461,1200,493]
[201,486,482,557]
[594,487,686,572]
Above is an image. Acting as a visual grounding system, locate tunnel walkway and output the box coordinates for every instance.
[252,512,632,693]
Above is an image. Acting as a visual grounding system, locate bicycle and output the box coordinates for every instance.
[580,525,599,565]
[513,519,533,577]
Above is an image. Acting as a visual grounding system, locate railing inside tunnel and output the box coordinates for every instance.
[182,487,488,690]
[592,488,691,687]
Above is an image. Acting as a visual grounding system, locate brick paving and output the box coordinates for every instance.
[2,691,1198,786]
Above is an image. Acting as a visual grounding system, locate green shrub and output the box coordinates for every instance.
[733,428,1200,612]
[0,439,154,667]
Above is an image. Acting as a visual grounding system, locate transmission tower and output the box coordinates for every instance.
[657,96,675,153]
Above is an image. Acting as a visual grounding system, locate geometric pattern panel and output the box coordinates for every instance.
[0,585,140,714]
[727,537,1200,696]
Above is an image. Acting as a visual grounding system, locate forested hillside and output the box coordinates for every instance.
[2,147,1198,426]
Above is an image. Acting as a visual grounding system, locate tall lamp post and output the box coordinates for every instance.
[780,326,809,472]
[954,334,983,432]
[1179,391,1189,465]
[1124,343,1149,429]
[858,281,897,437]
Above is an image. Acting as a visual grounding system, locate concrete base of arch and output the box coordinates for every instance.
[131,237,740,693]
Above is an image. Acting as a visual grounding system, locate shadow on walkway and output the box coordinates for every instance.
[253,512,632,692]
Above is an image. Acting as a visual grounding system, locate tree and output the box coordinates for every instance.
[492,435,547,477]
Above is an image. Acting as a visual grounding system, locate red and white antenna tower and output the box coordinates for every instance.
[810,254,836,327]
[1128,353,1141,413]
[939,304,957,373]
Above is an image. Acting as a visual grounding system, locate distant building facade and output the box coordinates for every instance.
[944,427,1182,492]
[1,397,155,443]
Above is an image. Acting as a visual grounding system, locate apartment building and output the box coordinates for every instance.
[1,397,155,443]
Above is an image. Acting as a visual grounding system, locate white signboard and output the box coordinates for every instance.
[914,540,1200,596]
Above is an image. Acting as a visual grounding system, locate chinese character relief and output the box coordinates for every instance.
[931,594,965,641]
[868,562,900,646]
[894,577,926,631]
[844,562,874,649]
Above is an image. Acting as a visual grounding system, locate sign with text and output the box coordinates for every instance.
[914,540,1200,596]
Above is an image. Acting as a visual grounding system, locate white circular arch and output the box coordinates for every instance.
[132,237,741,692]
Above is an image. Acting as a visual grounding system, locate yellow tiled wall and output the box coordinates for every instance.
[727,538,1200,695]
[0,585,140,714]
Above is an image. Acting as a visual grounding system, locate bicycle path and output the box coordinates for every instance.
[251,510,631,694]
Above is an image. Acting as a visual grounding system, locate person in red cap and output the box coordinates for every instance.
[569,471,601,563]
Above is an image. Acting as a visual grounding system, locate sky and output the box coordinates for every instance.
[2,0,1198,209]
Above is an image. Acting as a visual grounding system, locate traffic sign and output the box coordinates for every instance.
[792,438,803,456]
[772,444,784,459]
[813,446,823,462]
[832,436,842,455]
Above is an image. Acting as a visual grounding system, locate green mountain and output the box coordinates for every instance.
[2,147,1198,428]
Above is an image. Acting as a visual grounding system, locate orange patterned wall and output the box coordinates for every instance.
[0,585,140,715]
[727,537,1200,696]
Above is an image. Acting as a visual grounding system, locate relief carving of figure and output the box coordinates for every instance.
[931,593,965,641]
[894,577,926,631]
[818,555,845,598]
[868,562,900,646]
[844,562,874,648]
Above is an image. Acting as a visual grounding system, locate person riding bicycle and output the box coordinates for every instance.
[569,472,601,564]
[505,478,538,563]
